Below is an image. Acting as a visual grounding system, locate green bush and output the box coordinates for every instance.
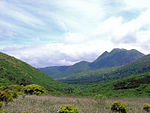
[57,105,80,113]
[0,101,3,113]
[143,103,150,112]
[12,91,18,99]
[94,94,107,105]
[23,84,47,96]
[7,85,23,92]
[0,102,2,108]
[21,111,29,113]
[0,89,13,104]
[111,101,128,113]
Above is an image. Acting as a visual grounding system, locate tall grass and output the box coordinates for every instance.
[3,95,150,113]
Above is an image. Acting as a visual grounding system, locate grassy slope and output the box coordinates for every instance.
[60,55,150,84]
[72,72,150,97]
[0,52,73,95]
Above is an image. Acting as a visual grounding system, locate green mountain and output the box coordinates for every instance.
[60,54,150,84]
[39,61,90,79]
[90,48,144,69]
[0,52,73,95]
[39,48,144,79]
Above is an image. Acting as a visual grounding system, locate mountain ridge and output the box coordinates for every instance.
[39,48,145,79]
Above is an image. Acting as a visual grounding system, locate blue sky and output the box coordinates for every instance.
[1,0,150,67]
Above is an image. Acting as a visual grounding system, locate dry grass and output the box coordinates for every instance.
[3,95,150,113]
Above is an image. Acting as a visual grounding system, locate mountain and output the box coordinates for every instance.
[89,48,144,69]
[0,52,73,95]
[39,61,90,79]
[39,48,144,79]
[60,54,150,84]
[0,52,149,97]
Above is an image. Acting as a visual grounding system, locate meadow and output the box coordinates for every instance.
[3,95,150,113]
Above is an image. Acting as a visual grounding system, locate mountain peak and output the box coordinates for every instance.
[90,48,144,69]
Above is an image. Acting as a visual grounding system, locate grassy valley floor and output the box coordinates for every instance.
[3,95,150,113]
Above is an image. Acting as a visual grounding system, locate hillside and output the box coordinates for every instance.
[80,72,150,97]
[60,54,150,84]
[0,52,73,95]
[39,48,144,79]
[0,52,149,97]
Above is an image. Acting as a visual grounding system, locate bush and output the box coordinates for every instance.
[57,105,80,113]
[21,111,29,113]
[0,101,3,113]
[7,85,23,92]
[0,102,2,108]
[143,103,150,112]
[0,89,13,104]
[111,101,128,113]
[23,84,47,96]
[94,94,107,105]
[12,91,18,99]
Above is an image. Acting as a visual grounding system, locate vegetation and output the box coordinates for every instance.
[0,89,13,104]
[60,55,150,84]
[23,84,47,96]
[143,103,150,112]
[39,48,144,79]
[0,51,149,113]
[111,101,128,113]
[21,111,29,113]
[0,52,77,95]
[0,101,3,113]
[94,94,107,105]
[2,95,150,113]
[58,105,80,113]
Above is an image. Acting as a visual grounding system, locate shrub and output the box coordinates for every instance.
[57,105,80,113]
[0,89,13,104]
[21,111,29,113]
[94,94,107,105]
[23,84,47,96]
[111,101,128,113]
[143,103,150,112]
[0,102,2,108]
[7,85,23,92]
[12,91,18,99]
[0,101,3,113]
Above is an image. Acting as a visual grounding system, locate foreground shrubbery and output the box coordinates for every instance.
[0,89,13,104]
[111,101,128,113]
[58,105,80,113]
[23,84,47,96]
[94,94,107,103]
[143,103,150,112]
[0,101,3,113]
[21,111,29,113]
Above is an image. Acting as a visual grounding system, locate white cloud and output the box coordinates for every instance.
[123,0,150,9]
[1,0,150,67]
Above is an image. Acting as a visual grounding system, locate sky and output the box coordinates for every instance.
[0,0,150,68]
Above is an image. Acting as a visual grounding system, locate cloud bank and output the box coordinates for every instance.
[1,0,150,67]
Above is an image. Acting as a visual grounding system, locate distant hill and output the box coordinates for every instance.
[39,48,144,79]
[60,54,150,84]
[0,52,72,95]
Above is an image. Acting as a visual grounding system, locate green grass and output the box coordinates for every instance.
[3,95,150,113]
[0,52,76,95]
